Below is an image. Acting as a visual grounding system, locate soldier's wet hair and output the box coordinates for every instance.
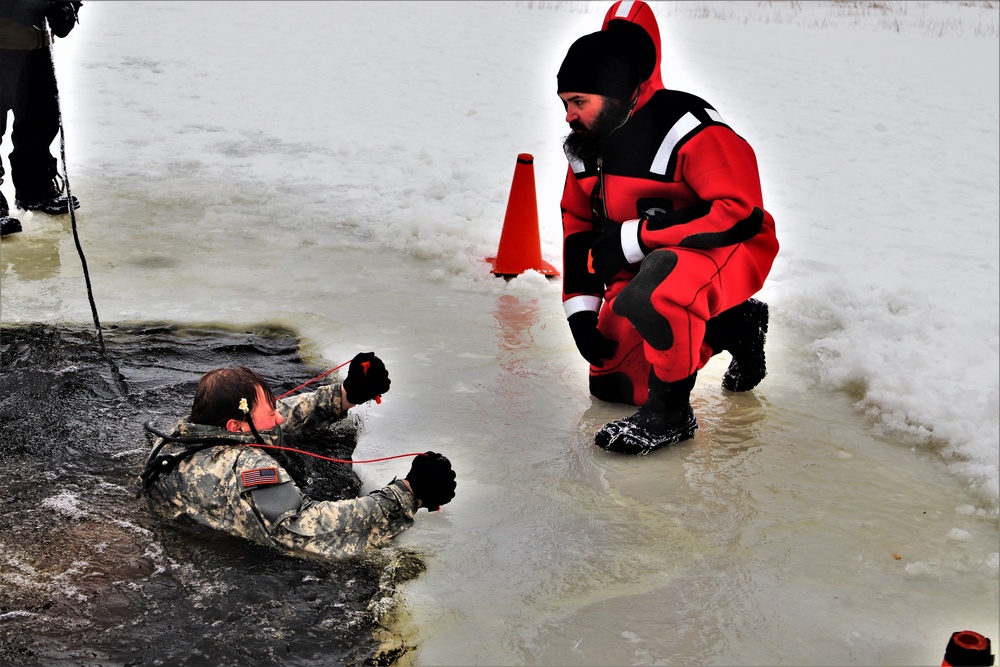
[190,366,277,427]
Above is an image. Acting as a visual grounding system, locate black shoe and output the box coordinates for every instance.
[15,171,80,215]
[721,299,768,392]
[15,192,80,215]
[594,402,698,455]
[594,371,698,455]
[1,215,22,236]
[0,191,22,236]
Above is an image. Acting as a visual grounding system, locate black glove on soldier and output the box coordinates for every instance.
[567,311,617,367]
[343,352,390,405]
[405,451,456,511]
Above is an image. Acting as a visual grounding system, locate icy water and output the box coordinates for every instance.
[377,295,999,666]
[1,194,997,665]
[0,322,426,666]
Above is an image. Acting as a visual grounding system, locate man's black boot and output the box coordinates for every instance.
[722,298,768,391]
[1,191,22,237]
[15,174,80,215]
[710,299,769,392]
[594,372,697,455]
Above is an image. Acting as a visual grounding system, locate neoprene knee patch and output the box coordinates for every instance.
[612,250,677,351]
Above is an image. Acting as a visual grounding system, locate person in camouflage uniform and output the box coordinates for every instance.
[141,353,457,562]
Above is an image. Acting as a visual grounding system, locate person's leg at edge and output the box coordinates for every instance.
[10,47,78,215]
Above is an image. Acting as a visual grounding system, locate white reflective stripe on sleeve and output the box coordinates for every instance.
[614,1,635,18]
[621,219,645,264]
[650,112,700,175]
[706,108,724,124]
[564,295,603,318]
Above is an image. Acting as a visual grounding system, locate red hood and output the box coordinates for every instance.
[601,0,663,110]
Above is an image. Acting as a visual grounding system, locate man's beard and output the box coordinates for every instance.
[562,97,630,164]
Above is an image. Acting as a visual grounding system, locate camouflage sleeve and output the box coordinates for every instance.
[268,480,418,560]
[276,383,345,436]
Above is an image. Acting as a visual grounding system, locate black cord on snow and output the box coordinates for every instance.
[45,19,128,396]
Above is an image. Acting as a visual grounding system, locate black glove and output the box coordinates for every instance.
[342,352,390,404]
[567,311,617,367]
[590,217,629,284]
[46,1,80,38]
[405,451,456,511]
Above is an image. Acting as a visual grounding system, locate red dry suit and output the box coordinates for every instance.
[560,0,779,406]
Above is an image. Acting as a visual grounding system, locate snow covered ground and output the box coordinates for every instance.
[1,1,997,664]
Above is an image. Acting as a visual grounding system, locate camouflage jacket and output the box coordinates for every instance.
[144,383,417,561]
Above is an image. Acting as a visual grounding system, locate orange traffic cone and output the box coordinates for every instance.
[486,153,559,279]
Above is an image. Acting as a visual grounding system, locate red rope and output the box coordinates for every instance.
[276,360,351,400]
[243,441,424,464]
[270,360,405,464]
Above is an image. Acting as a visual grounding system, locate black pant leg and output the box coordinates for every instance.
[6,47,59,200]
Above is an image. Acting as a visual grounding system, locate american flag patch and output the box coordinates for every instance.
[241,467,279,487]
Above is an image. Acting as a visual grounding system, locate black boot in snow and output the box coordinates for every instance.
[594,373,697,455]
[0,216,22,236]
[15,174,80,215]
[1,191,22,237]
[718,298,769,392]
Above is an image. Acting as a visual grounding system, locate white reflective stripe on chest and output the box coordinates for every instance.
[568,156,586,175]
[650,112,700,175]
[614,1,635,17]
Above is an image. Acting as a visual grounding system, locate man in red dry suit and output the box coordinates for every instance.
[557,1,779,455]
